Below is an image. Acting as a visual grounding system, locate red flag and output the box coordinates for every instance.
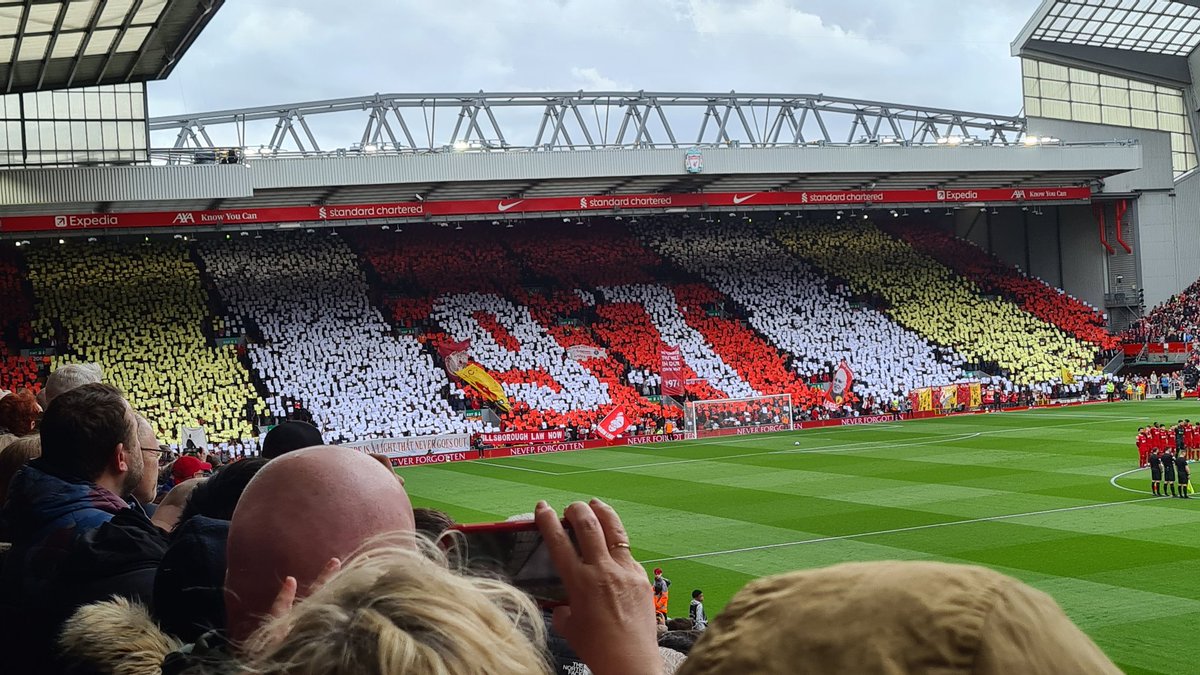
[661,347,684,396]
[823,360,855,409]
[596,406,631,440]
[436,339,471,374]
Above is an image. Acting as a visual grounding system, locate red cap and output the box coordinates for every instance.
[172,454,212,482]
[654,568,663,575]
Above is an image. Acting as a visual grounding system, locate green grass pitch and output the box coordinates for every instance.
[401,401,1200,674]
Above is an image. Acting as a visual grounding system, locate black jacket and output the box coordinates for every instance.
[155,515,231,642]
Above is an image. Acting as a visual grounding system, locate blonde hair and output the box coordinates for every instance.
[0,434,40,506]
[242,537,551,675]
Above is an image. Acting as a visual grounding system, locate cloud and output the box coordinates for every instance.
[148,0,1037,148]
[569,67,630,91]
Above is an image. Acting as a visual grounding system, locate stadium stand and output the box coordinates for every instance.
[23,242,262,444]
[431,292,612,416]
[776,221,1098,385]
[884,223,1118,349]
[598,284,757,399]
[195,234,475,443]
[634,218,965,402]
[1123,278,1200,343]
[354,227,691,432]
[0,250,43,394]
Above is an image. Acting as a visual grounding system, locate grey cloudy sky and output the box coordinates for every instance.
[149,0,1038,145]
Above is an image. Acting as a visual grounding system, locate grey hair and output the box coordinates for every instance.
[45,363,104,404]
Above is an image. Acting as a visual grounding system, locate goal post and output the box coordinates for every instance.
[685,393,795,438]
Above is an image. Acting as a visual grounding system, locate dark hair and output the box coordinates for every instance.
[658,630,702,655]
[666,617,694,632]
[261,421,324,459]
[414,507,456,539]
[692,589,703,599]
[0,389,40,436]
[39,383,131,481]
[177,457,270,527]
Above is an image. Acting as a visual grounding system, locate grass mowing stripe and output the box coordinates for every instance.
[399,401,1200,674]
[638,496,1159,564]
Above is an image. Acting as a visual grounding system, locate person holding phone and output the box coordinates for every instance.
[534,499,662,675]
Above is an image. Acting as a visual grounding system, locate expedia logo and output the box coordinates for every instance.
[55,216,68,228]
[936,191,946,201]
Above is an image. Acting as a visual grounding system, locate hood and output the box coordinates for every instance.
[58,597,180,675]
[1,461,129,543]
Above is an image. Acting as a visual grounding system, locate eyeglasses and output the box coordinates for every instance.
[140,446,165,455]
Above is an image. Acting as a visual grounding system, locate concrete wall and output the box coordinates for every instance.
[1027,117,1173,192]
[1028,116,1198,308]
[1171,170,1200,293]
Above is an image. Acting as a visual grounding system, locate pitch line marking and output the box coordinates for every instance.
[473,461,561,475]
[638,496,1162,565]
[552,433,983,476]
[471,416,1144,478]
[1110,467,1153,495]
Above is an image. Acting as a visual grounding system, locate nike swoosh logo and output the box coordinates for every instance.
[498,200,525,212]
[732,194,756,204]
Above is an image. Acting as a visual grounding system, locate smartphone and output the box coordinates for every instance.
[442,519,576,606]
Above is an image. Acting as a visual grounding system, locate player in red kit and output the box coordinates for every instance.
[1136,428,1150,467]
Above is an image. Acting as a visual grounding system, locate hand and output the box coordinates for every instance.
[266,557,342,621]
[536,499,659,675]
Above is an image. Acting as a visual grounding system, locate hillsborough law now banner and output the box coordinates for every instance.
[480,430,565,445]
[0,187,1092,233]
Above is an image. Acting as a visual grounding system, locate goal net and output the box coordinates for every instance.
[685,393,794,438]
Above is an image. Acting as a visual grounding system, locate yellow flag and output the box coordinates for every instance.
[969,383,982,408]
[1061,368,1075,385]
[454,363,512,413]
[918,388,933,412]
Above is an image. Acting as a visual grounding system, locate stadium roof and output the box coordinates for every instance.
[0,0,223,94]
[1013,0,1200,85]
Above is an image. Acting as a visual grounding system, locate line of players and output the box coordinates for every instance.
[1136,421,1196,498]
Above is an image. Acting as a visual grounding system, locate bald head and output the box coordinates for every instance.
[224,445,414,644]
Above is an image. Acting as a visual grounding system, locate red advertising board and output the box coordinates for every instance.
[0,187,1093,233]
[660,347,684,397]
[695,423,792,439]
[483,439,607,459]
[480,430,565,445]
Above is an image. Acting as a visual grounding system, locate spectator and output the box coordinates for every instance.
[223,445,416,646]
[43,362,103,405]
[0,434,40,510]
[172,454,213,483]
[0,389,40,436]
[239,542,551,675]
[413,506,456,539]
[0,383,167,672]
[154,458,270,642]
[659,629,702,655]
[676,561,1121,674]
[261,420,324,459]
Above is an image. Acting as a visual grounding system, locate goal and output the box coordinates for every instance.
[684,393,794,438]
